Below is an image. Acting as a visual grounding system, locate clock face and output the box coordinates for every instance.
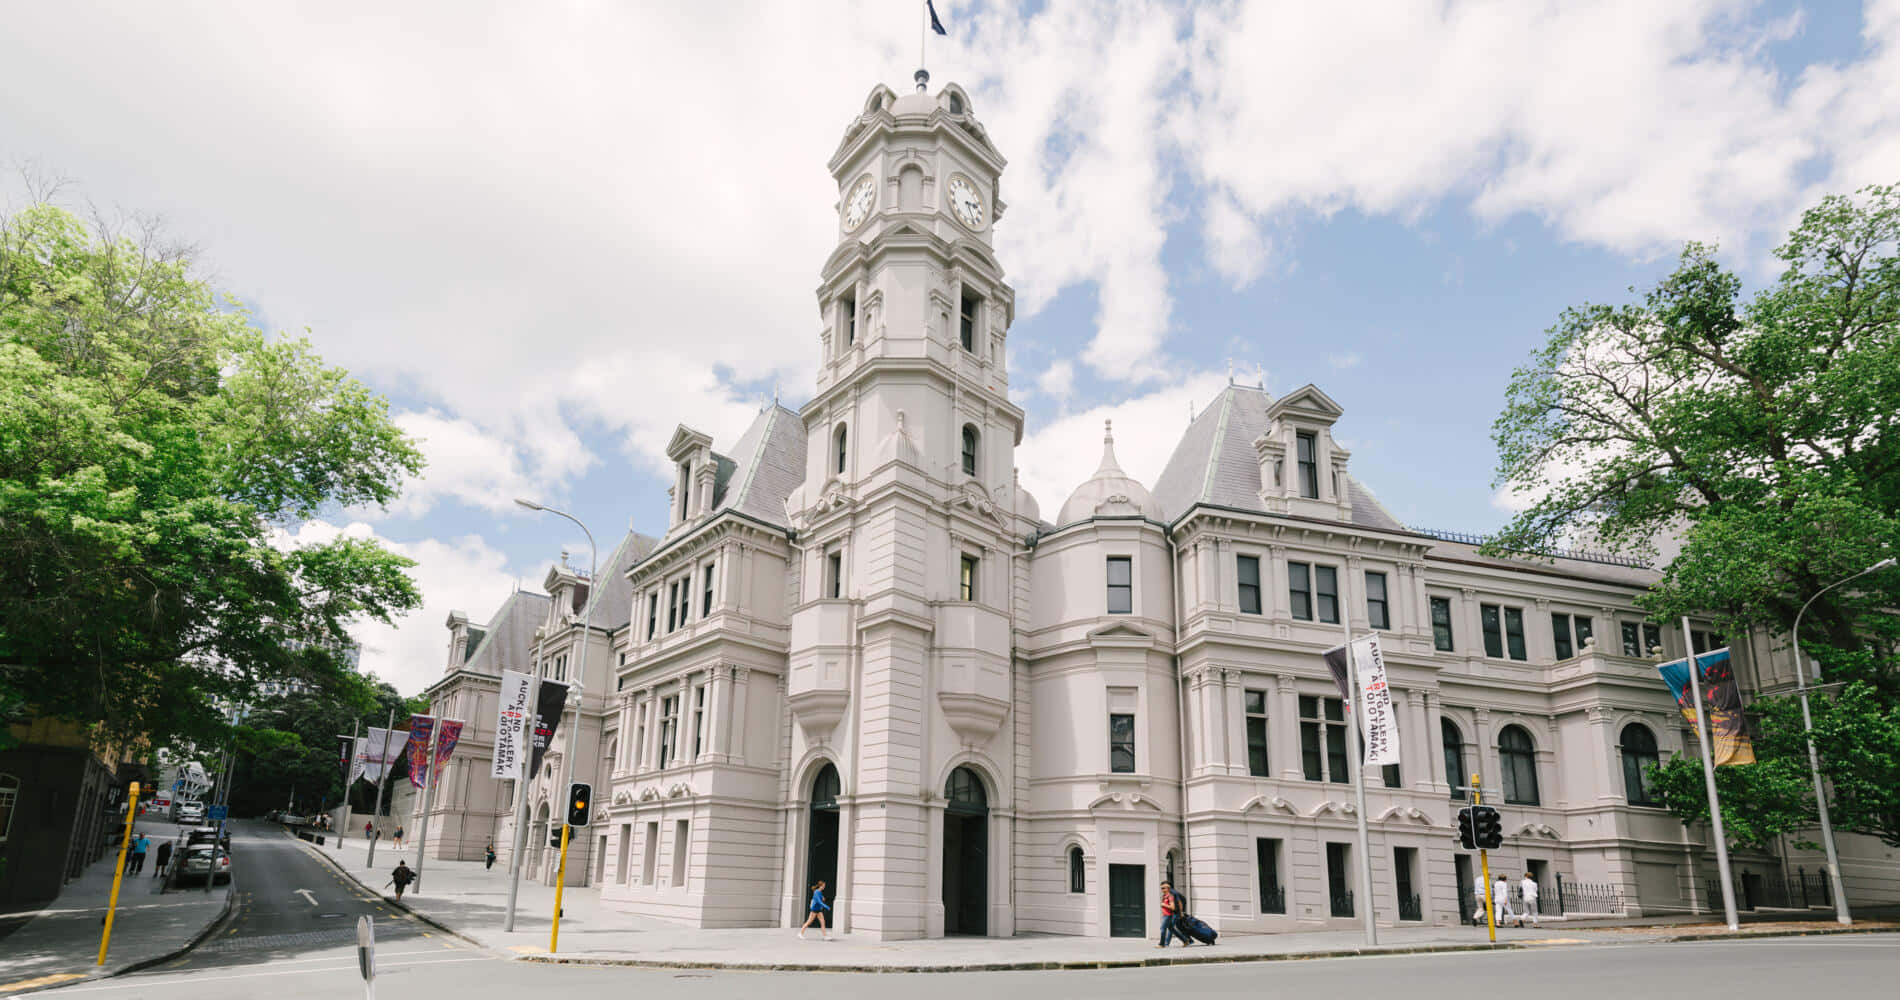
[841,175,876,231]
[947,175,985,229]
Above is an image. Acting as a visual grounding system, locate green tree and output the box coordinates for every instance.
[0,200,424,752]
[1489,183,1900,845]
[225,676,414,818]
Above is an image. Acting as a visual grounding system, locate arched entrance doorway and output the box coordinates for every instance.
[942,766,988,935]
[805,763,841,911]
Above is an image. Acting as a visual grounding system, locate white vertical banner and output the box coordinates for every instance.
[1352,634,1402,767]
[359,729,404,785]
[492,669,533,780]
[348,736,369,786]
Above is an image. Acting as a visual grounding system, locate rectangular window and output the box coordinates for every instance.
[1621,621,1641,656]
[642,821,659,884]
[676,576,691,629]
[657,695,678,770]
[1256,838,1285,913]
[702,563,715,617]
[1482,604,1503,658]
[1245,689,1270,777]
[1300,695,1350,784]
[1365,571,1389,630]
[666,582,679,632]
[1296,431,1319,498]
[1574,616,1593,649]
[959,553,978,602]
[959,289,980,352]
[1315,565,1339,624]
[842,293,856,346]
[1394,847,1420,920]
[1106,556,1133,614]
[1108,712,1136,773]
[1692,629,1726,654]
[1237,555,1262,615]
[824,548,842,599]
[671,819,690,888]
[1289,562,1312,621]
[633,703,648,771]
[676,462,691,520]
[1504,607,1527,660]
[646,593,659,640]
[1553,613,1573,660]
[1431,597,1454,651]
[691,684,707,759]
[1644,623,1662,656]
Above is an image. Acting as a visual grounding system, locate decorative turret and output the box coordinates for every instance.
[1057,421,1163,524]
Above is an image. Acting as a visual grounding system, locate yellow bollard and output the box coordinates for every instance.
[549,824,571,953]
[97,781,142,966]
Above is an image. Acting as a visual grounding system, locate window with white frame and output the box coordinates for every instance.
[958,553,978,602]
[1237,555,1262,615]
[1365,571,1389,630]
[1552,613,1593,659]
[1245,689,1270,776]
[1288,562,1339,623]
[1106,556,1132,614]
[657,695,679,769]
[1481,603,1527,660]
[691,683,707,759]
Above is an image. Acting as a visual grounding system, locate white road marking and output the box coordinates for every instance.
[295,888,318,906]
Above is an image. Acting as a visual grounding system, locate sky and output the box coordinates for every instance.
[3,1,1896,700]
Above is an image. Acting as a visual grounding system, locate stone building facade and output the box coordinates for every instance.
[416,77,1897,936]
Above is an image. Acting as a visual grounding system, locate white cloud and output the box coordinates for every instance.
[278,520,527,697]
[1034,359,1077,405]
[381,410,541,518]
[1017,370,1232,515]
[1327,353,1363,370]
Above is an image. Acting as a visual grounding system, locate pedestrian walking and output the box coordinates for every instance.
[1473,872,1488,922]
[485,843,497,870]
[365,820,374,840]
[1493,873,1516,927]
[387,861,415,900]
[1518,873,1540,927]
[393,825,405,850]
[797,880,831,939]
[1157,879,1182,947]
[153,839,174,878]
[126,833,149,875]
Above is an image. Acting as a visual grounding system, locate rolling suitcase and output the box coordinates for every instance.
[1177,913,1218,945]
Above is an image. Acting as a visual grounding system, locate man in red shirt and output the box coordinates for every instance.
[1158,880,1180,947]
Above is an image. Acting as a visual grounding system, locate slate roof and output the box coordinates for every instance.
[710,404,807,529]
[1150,384,1408,533]
[462,590,551,678]
[579,530,661,631]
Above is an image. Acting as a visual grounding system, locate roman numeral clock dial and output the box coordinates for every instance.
[947,174,985,230]
[842,174,876,231]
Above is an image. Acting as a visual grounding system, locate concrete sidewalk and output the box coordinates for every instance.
[295,826,1882,972]
[0,819,232,996]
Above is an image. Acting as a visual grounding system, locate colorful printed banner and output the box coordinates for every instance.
[1657,648,1756,766]
[431,720,465,785]
[492,670,533,780]
[406,715,436,788]
[528,680,570,782]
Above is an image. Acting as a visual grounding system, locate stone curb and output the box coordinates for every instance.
[283,828,490,953]
[4,867,239,996]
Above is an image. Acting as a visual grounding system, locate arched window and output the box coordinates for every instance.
[1068,846,1085,893]
[945,766,987,813]
[1621,724,1661,806]
[0,773,18,843]
[812,762,841,807]
[833,424,848,476]
[1499,725,1540,805]
[961,425,979,477]
[1442,719,1467,801]
[1165,849,1180,887]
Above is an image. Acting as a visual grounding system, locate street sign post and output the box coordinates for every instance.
[356,914,376,1000]
[208,804,228,822]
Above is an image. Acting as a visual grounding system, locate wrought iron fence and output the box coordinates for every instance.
[1554,877,1625,915]
[1330,889,1354,918]
[1705,869,1833,911]
[1398,892,1423,922]
[1260,885,1286,914]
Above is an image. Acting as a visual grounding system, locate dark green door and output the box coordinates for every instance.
[1108,864,1146,937]
[943,767,988,935]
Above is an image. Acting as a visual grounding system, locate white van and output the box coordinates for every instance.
[175,801,206,824]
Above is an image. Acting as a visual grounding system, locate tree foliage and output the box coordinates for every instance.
[224,676,415,819]
[0,201,424,752]
[1490,183,1900,846]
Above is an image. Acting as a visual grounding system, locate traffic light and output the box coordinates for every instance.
[1456,806,1476,850]
[566,782,593,828]
[1473,804,1503,849]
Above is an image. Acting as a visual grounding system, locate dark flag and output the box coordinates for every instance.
[528,680,570,781]
[1321,644,1352,710]
[1656,649,1755,765]
[927,0,947,35]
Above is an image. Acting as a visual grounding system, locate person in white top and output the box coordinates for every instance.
[1519,873,1540,927]
[1472,873,1488,923]
[1494,874,1516,927]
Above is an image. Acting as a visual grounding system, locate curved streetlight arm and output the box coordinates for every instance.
[1792,557,1895,691]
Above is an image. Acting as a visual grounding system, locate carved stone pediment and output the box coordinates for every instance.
[1376,806,1435,825]
[1242,795,1298,815]
[1086,791,1163,812]
[949,481,1005,525]
[937,690,1010,744]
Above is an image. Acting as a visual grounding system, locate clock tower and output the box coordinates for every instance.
[783,77,1033,940]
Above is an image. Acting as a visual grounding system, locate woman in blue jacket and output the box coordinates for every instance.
[798,880,831,939]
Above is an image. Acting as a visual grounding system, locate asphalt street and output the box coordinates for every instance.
[36,911,1900,1000]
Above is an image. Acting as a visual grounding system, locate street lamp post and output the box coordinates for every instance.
[511,498,597,947]
[1790,556,1895,927]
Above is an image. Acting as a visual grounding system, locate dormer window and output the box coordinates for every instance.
[1295,431,1319,499]
[959,289,981,353]
[948,92,965,114]
[676,461,693,519]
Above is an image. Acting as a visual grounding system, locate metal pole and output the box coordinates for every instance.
[1789,559,1892,925]
[551,821,573,952]
[1681,616,1739,930]
[339,718,360,850]
[501,672,540,933]
[1340,627,1377,946]
[97,782,141,965]
[412,718,443,891]
[366,708,395,870]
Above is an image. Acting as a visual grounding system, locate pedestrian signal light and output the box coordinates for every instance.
[567,782,592,828]
[1456,806,1476,850]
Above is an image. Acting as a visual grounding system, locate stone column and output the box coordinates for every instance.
[1423,691,1448,795]
[1589,706,1620,802]
[1275,674,1303,781]
[704,664,732,763]
[1343,555,1364,631]
[1462,588,1483,663]
[730,667,752,765]
[1473,708,1495,792]
[1268,544,1290,620]
[1407,689,1434,792]
[1199,538,1221,613]
[1223,669,1245,776]
[1542,714,1564,807]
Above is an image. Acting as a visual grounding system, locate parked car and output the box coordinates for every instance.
[184,826,221,848]
[173,845,230,886]
[175,801,205,824]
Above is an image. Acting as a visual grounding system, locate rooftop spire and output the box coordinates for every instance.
[1094,419,1125,477]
